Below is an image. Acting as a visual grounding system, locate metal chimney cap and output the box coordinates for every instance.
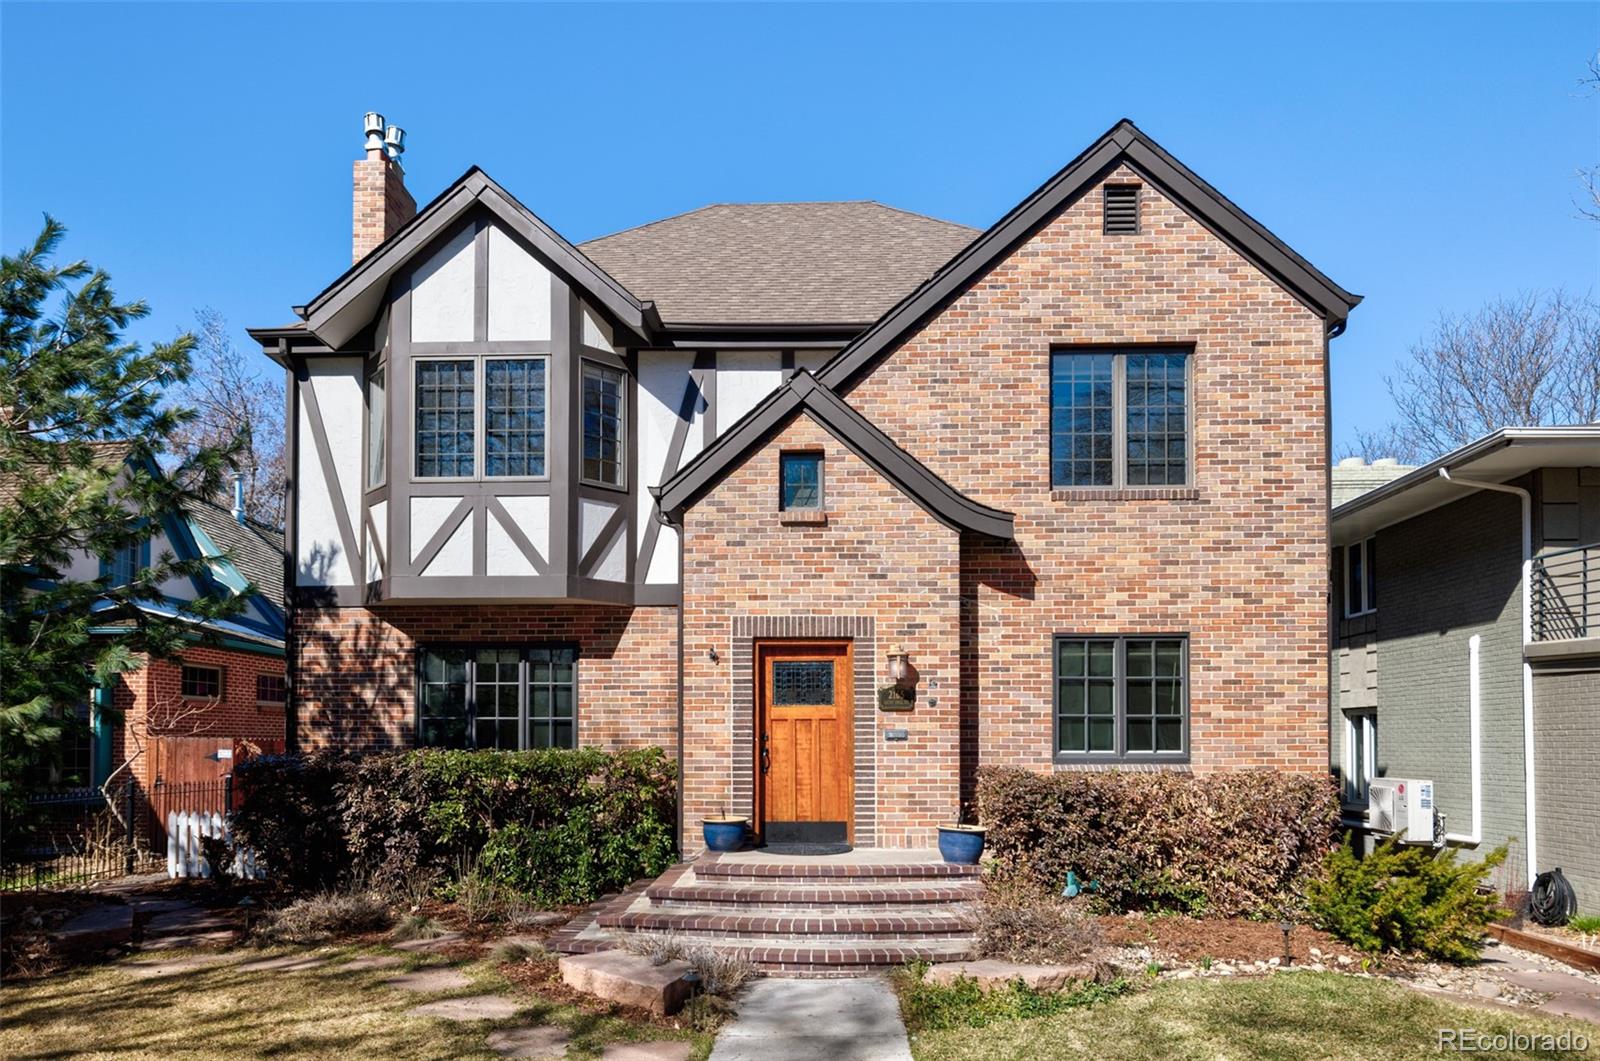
[384,125,406,155]
[363,112,386,153]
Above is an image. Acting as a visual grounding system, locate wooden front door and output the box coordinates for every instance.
[756,641,853,845]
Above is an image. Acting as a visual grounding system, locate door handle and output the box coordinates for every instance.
[761,734,771,775]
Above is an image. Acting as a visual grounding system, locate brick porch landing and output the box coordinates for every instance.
[552,851,982,977]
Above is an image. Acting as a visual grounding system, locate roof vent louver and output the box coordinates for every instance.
[1103,184,1140,235]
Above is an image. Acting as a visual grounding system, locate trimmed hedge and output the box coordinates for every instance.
[976,767,1339,917]
[233,747,677,905]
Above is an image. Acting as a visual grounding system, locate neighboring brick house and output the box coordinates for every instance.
[256,116,1359,850]
[4,447,288,792]
[1331,428,1600,912]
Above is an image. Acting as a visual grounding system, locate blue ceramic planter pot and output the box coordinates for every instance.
[938,826,986,865]
[702,819,747,853]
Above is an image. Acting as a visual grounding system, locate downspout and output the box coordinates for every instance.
[1437,469,1534,886]
[1444,634,1483,845]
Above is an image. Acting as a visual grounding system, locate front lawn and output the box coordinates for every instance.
[899,971,1593,1060]
[0,945,711,1060]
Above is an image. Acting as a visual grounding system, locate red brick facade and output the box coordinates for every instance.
[681,415,963,849]
[296,159,1333,853]
[109,645,287,787]
[352,152,416,263]
[292,604,678,756]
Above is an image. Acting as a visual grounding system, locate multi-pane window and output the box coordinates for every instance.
[367,366,386,488]
[102,540,143,587]
[485,359,546,477]
[582,363,625,486]
[418,646,577,751]
[27,700,93,790]
[1050,349,1189,488]
[415,360,476,477]
[1343,537,1376,617]
[181,665,223,700]
[255,674,287,706]
[773,661,834,704]
[1054,636,1187,761]
[780,452,823,511]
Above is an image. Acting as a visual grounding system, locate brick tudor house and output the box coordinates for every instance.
[253,117,1359,852]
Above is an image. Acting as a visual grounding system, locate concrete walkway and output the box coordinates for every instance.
[1480,943,1600,1024]
[709,978,912,1061]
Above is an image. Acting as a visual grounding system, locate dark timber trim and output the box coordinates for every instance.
[815,119,1361,394]
[297,365,366,587]
[302,168,659,349]
[656,370,1014,540]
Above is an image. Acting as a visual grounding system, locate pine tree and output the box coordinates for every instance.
[0,217,247,821]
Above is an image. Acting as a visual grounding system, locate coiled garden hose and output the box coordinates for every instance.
[1530,868,1578,927]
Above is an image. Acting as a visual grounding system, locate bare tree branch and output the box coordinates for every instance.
[167,308,286,527]
[1369,292,1599,464]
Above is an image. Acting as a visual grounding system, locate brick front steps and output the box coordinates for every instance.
[554,852,983,977]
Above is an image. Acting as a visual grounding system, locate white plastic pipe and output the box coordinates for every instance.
[1445,634,1483,845]
[1438,469,1535,887]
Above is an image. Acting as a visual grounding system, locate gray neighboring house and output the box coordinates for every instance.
[1330,427,1600,913]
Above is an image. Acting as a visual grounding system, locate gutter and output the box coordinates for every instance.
[1437,468,1535,887]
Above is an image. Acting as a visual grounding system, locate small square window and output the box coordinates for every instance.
[255,674,287,705]
[780,452,823,511]
[181,665,223,700]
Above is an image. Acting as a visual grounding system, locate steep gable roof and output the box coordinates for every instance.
[187,499,286,610]
[654,370,1013,540]
[580,202,978,326]
[817,119,1362,392]
[299,167,660,350]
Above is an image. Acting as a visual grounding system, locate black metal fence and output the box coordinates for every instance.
[1532,542,1598,642]
[1,777,236,891]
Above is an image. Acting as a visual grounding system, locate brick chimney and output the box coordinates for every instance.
[352,112,416,263]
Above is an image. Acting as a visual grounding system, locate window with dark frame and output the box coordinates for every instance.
[485,359,546,477]
[255,674,287,706]
[779,452,823,511]
[415,359,476,478]
[581,363,625,486]
[1050,349,1189,488]
[418,646,577,751]
[367,365,386,489]
[1343,537,1376,617]
[102,540,143,587]
[181,665,223,700]
[1054,636,1187,761]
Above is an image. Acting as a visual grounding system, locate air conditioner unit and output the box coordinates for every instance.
[1367,778,1435,844]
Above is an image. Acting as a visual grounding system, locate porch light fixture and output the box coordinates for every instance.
[886,646,911,686]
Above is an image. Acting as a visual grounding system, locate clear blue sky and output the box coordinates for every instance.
[3,2,1596,453]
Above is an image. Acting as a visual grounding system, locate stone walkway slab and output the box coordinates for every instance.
[409,994,524,1021]
[237,953,329,973]
[383,966,473,992]
[602,1042,693,1061]
[709,977,912,1061]
[393,931,466,952]
[121,954,237,978]
[59,904,134,952]
[341,954,406,972]
[560,951,692,1015]
[487,1025,571,1057]
[927,959,1095,992]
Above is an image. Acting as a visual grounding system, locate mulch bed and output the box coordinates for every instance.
[1097,914,1364,965]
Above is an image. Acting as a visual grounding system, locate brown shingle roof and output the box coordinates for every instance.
[188,498,285,610]
[580,202,978,326]
[0,440,135,507]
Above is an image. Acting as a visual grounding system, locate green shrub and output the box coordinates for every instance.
[976,767,1339,917]
[232,752,351,891]
[233,746,677,907]
[1569,914,1600,935]
[1306,838,1508,962]
[892,963,1127,1031]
